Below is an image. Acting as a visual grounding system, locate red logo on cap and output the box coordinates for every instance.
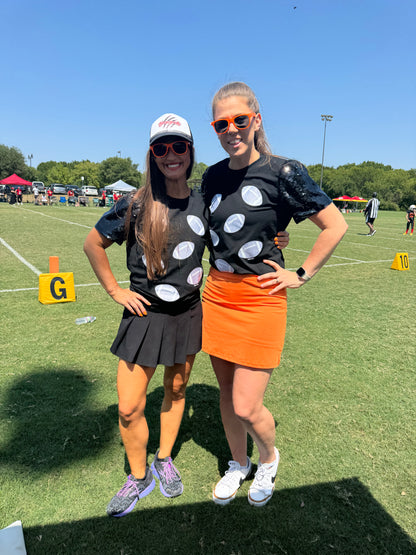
[158,116,181,129]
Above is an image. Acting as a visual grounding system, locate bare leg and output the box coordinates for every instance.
[158,354,195,458]
[366,220,375,234]
[232,365,276,464]
[211,356,247,466]
[117,359,156,479]
[212,356,276,465]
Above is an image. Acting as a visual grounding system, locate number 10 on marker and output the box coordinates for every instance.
[391,252,410,271]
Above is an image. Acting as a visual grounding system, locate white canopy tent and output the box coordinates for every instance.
[104,180,137,193]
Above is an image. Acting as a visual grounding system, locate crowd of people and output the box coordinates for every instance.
[84,81,348,517]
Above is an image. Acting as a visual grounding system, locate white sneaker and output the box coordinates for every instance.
[248,447,280,507]
[213,457,252,505]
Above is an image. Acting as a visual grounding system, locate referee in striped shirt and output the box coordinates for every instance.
[364,192,380,236]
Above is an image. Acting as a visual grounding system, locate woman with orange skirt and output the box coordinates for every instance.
[202,82,348,507]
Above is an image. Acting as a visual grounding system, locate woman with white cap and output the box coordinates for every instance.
[84,113,209,516]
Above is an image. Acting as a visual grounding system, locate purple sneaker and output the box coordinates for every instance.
[151,451,184,498]
[106,467,155,517]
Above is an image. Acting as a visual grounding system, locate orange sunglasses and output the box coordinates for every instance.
[211,112,257,134]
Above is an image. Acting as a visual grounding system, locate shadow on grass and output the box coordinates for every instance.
[0,368,119,473]
[23,477,415,554]
[0,369,250,476]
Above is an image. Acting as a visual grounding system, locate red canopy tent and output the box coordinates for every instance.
[0,173,32,186]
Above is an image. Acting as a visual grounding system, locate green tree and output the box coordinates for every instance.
[70,161,100,189]
[98,157,141,188]
[47,163,72,185]
[36,161,58,184]
[0,145,27,180]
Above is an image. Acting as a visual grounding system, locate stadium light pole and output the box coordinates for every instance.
[320,115,333,188]
[117,150,121,158]
[28,154,33,167]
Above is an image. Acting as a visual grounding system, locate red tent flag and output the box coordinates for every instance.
[0,174,32,186]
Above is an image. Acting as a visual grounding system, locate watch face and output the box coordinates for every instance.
[297,267,306,277]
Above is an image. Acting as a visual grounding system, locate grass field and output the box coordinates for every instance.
[0,202,415,554]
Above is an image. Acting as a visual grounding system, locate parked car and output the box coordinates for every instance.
[32,181,45,192]
[51,183,67,194]
[66,185,82,197]
[81,186,98,196]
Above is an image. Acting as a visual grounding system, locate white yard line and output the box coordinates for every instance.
[0,237,42,276]
[287,247,365,263]
[20,207,92,228]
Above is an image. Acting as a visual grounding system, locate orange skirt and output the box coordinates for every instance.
[202,268,287,369]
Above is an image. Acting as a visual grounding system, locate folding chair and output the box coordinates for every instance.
[59,196,67,205]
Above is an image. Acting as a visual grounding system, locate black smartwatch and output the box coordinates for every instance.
[296,267,312,282]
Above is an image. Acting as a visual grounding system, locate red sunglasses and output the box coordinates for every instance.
[211,113,257,134]
[150,141,190,158]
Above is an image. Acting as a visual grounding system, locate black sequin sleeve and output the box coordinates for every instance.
[95,195,132,245]
[279,160,332,223]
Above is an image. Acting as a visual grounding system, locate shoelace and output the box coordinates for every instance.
[252,464,273,488]
[160,461,180,483]
[222,461,243,484]
[117,476,141,497]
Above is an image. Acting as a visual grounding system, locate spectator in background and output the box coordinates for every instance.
[47,188,53,205]
[33,185,39,204]
[364,192,380,236]
[16,187,23,205]
[403,204,415,236]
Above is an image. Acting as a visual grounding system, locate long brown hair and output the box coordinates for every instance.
[212,81,272,155]
[125,144,195,280]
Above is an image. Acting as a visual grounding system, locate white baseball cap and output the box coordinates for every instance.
[149,113,193,145]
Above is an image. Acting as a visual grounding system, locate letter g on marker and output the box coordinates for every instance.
[50,276,67,300]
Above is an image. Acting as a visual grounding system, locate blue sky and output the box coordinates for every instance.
[2,0,415,172]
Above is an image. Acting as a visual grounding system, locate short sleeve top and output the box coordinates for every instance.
[201,155,332,275]
[95,190,209,314]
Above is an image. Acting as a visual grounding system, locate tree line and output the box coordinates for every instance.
[1,145,415,210]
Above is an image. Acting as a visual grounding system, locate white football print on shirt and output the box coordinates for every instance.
[210,194,222,213]
[210,229,219,246]
[187,215,205,236]
[215,259,235,273]
[187,267,203,286]
[224,213,245,233]
[241,185,263,206]
[172,241,195,260]
[155,284,180,302]
[238,240,263,260]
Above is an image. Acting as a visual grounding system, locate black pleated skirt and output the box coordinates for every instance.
[110,301,202,367]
